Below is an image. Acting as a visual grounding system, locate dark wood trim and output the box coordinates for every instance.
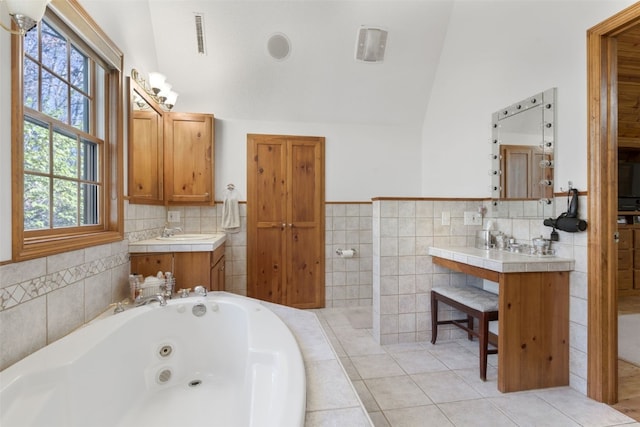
[586,1,640,405]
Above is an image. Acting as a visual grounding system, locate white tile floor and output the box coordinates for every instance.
[312,306,639,427]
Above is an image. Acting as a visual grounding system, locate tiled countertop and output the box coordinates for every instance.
[428,245,574,273]
[128,233,226,253]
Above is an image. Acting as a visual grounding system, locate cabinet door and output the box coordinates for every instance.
[129,110,164,204]
[164,112,214,205]
[211,257,225,291]
[130,253,173,278]
[173,252,212,291]
[619,269,633,290]
[210,245,226,291]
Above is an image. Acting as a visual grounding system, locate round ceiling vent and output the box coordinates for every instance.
[267,33,291,61]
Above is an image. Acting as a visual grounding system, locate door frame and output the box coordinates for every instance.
[587,2,640,404]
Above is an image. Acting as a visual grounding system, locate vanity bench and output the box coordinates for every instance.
[429,246,574,393]
[431,283,499,381]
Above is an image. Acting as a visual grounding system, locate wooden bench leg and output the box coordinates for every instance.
[467,315,474,341]
[430,291,438,344]
[479,312,489,381]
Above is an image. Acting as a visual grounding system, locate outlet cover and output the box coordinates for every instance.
[464,211,483,226]
[167,211,180,223]
[441,211,451,226]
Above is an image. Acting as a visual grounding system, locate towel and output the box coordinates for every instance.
[221,188,240,233]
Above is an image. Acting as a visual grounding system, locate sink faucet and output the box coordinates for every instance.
[135,294,167,307]
[161,224,183,237]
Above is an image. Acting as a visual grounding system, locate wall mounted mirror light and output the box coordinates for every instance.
[0,0,51,35]
[490,87,556,217]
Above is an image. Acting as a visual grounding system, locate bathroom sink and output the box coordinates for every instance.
[156,233,218,241]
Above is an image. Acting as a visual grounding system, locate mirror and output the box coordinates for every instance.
[490,88,556,214]
[128,77,164,204]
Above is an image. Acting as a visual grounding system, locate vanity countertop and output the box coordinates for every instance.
[129,233,226,253]
[428,245,574,273]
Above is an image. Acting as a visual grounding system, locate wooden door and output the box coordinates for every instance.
[247,134,325,308]
[500,145,552,199]
[164,112,214,205]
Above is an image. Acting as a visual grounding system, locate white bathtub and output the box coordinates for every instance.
[0,293,306,427]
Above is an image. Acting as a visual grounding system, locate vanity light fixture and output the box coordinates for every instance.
[0,0,51,35]
[148,72,166,96]
[131,69,179,111]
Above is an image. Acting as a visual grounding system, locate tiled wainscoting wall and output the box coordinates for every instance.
[0,240,133,370]
[371,196,590,394]
[151,202,374,308]
[0,196,589,398]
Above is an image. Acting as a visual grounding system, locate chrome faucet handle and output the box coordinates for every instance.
[194,285,207,296]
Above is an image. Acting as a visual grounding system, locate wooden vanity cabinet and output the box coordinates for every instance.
[432,256,570,393]
[617,225,640,295]
[130,253,173,277]
[130,244,225,294]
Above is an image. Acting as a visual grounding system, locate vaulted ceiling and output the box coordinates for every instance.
[80,0,454,127]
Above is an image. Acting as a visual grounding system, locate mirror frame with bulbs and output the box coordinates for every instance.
[490,87,556,217]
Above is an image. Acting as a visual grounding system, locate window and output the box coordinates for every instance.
[12,2,123,261]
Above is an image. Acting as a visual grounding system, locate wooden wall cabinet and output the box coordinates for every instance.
[130,244,225,293]
[128,78,215,206]
[164,113,214,205]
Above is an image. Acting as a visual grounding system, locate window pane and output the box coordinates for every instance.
[53,178,78,227]
[53,130,78,178]
[95,65,105,139]
[42,70,68,122]
[80,138,98,182]
[24,26,38,59]
[23,58,39,109]
[80,183,99,225]
[70,46,87,91]
[71,89,89,131]
[23,119,50,173]
[41,22,68,79]
[24,174,51,230]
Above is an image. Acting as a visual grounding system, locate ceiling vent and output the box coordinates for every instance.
[194,13,207,55]
[355,27,388,63]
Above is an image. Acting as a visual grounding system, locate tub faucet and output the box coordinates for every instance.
[194,285,207,296]
[135,294,167,307]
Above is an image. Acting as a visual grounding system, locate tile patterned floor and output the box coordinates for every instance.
[313,306,639,427]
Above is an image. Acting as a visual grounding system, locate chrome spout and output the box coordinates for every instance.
[135,294,167,307]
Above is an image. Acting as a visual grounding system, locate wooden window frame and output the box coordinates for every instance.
[11,0,123,261]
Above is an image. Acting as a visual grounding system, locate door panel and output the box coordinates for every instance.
[286,140,324,307]
[287,225,323,307]
[248,136,287,303]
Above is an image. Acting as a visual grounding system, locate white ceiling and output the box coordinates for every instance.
[80,0,454,128]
